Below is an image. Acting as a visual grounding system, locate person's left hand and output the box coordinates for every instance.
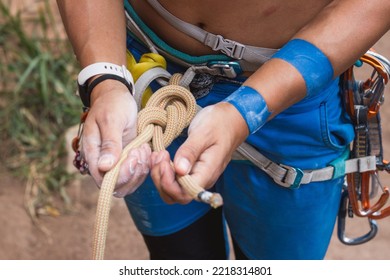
[150,102,249,204]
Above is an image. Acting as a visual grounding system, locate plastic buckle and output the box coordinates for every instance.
[207,60,243,78]
[278,164,304,189]
[212,35,245,60]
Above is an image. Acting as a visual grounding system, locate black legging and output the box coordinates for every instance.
[141,207,228,260]
[232,238,249,260]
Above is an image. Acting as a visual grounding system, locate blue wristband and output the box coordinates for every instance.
[272,39,334,97]
[223,86,271,134]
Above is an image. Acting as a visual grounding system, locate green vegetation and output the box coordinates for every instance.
[0,0,81,217]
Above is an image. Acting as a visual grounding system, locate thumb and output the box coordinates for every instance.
[97,124,124,172]
[174,135,207,176]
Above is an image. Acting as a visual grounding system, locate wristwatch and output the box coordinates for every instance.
[77,62,134,108]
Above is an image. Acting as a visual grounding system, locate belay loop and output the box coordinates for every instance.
[338,50,390,245]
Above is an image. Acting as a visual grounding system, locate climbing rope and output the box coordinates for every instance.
[91,73,223,260]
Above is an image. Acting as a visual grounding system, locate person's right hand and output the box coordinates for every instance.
[81,79,151,198]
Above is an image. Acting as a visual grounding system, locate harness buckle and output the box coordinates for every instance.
[277,164,304,189]
[211,35,246,60]
[207,60,243,78]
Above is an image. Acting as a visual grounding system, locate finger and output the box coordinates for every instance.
[150,151,181,204]
[186,145,223,190]
[139,143,152,170]
[82,121,103,185]
[117,144,151,184]
[113,157,139,197]
[161,161,193,204]
[113,160,148,198]
[151,151,193,204]
[173,132,209,176]
[96,116,126,172]
[150,151,177,204]
[114,145,151,197]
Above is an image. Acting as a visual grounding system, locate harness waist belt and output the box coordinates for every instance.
[235,142,376,189]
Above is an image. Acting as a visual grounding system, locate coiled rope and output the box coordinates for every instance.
[92,73,223,260]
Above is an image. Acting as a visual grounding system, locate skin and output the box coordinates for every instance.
[57,0,390,200]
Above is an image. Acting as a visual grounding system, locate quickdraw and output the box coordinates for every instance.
[338,50,390,245]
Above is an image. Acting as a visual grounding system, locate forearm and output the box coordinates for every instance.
[57,1,143,187]
[245,0,390,117]
[57,0,127,67]
[295,0,390,75]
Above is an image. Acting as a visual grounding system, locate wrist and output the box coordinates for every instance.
[222,86,271,134]
[77,62,134,108]
[90,78,134,106]
[216,102,250,140]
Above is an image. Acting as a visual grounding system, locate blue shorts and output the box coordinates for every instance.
[124,32,355,259]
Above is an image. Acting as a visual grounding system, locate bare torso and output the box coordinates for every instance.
[129,0,332,55]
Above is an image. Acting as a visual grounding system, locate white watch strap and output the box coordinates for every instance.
[77,62,134,87]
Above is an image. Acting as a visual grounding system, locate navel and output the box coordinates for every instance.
[196,22,206,29]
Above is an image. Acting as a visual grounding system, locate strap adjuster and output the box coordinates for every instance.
[278,164,304,189]
[210,35,246,60]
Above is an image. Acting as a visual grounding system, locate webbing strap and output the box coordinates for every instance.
[146,0,278,64]
[134,67,171,110]
[235,142,377,189]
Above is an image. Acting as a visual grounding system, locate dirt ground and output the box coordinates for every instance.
[0,4,389,260]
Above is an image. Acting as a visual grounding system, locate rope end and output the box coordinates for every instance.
[198,191,223,208]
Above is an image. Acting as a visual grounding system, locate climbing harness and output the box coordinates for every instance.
[337,50,390,245]
[71,1,390,258]
[124,2,390,246]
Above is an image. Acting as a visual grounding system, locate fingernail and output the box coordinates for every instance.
[98,154,114,169]
[157,152,165,163]
[152,152,164,165]
[177,157,191,174]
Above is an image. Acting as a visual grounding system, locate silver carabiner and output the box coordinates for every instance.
[337,188,378,245]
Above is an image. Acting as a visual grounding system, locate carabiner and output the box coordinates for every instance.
[346,171,389,217]
[337,189,378,245]
[71,109,89,153]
